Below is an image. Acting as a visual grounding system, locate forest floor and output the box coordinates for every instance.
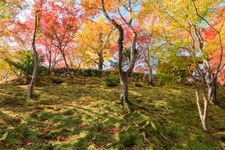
[0,76,225,149]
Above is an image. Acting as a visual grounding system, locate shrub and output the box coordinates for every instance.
[130,72,145,81]
[4,51,34,77]
[155,73,178,85]
[82,69,102,77]
[157,56,192,84]
[135,82,143,87]
[4,51,48,78]
[52,68,103,77]
[51,77,64,85]
[38,66,50,76]
[105,75,120,87]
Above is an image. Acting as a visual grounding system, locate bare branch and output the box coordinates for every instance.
[191,0,224,78]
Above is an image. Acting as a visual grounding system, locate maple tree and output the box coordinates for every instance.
[38,0,83,69]
[0,14,38,84]
[143,0,225,131]
[36,34,61,71]
[204,6,225,86]
[76,17,116,70]
[0,0,22,31]
[81,0,141,111]
[27,9,39,98]
[26,0,45,98]
[135,13,160,84]
[0,0,24,80]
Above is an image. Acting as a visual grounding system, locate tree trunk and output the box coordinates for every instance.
[208,77,217,104]
[98,52,104,71]
[147,66,153,85]
[120,73,131,111]
[206,76,217,105]
[101,0,137,112]
[212,80,217,103]
[204,67,217,104]
[195,89,209,132]
[61,52,69,69]
[48,50,52,73]
[48,59,52,73]
[202,97,209,132]
[60,51,71,77]
[28,11,39,98]
[28,51,38,98]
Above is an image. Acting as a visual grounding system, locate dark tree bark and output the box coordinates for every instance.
[61,51,69,69]
[52,30,71,70]
[97,52,104,71]
[120,72,132,110]
[47,49,52,73]
[101,0,138,111]
[211,75,217,104]
[28,11,39,98]
[192,0,224,106]
[212,78,217,103]
[207,76,217,104]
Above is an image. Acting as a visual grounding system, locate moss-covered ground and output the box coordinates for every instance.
[0,76,225,149]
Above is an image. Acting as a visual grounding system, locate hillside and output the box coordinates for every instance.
[0,76,225,149]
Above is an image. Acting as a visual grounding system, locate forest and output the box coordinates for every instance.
[0,0,225,149]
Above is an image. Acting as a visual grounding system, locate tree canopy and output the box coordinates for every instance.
[0,0,225,148]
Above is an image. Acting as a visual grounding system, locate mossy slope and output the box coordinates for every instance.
[0,76,225,149]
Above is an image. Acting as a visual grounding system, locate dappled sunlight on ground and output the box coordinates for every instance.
[0,77,225,149]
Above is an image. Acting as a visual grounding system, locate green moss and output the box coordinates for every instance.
[0,76,224,149]
[73,136,89,149]
[91,133,113,145]
[38,111,56,121]
[42,128,71,140]
[114,126,143,148]
[1,124,39,148]
[63,109,76,115]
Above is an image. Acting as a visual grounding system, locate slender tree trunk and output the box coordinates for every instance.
[48,52,52,73]
[48,58,52,73]
[194,70,209,132]
[28,51,38,98]
[101,0,137,112]
[61,52,69,69]
[147,66,153,85]
[208,77,217,104]
[205,74,217,104]
[28,11,39,98]
[120,73,131,111]
[202,97,209,132]
[195,89,209,132]
[60,51,71,77]
[69,56,74,68]
[98,52,104,71]
[143,46,153,85]
[212,79,217,103]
